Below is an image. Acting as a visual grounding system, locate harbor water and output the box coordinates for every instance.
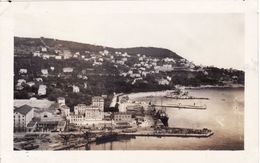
[85,88,244,150]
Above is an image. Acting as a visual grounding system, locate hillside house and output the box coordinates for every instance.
[63,67,73,73]
[63,50,72,59]
[72,85,80,93]
[19,68,27,74]
[26,81,35,87]
[55,55,62,60]
[41,47,47,52]
[35,78,43,82]
[33,51,41,57]
[42,54,50,59]
[17,79,26,84]
[41,69,48,77]
[157,78,170,85]
[38,85,47,96]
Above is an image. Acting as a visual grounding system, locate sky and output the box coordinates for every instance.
[13,2,245,70]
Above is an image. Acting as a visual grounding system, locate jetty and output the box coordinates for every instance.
[152,104,207,110]
[118,128,214,138]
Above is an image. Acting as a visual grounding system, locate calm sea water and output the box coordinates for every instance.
[87,88,244,150]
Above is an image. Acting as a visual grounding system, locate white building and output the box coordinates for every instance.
[14,105,34,132]
[154,64,173,72]
[33,51,41,57]
[74,104,88,115]
[63,50,73,59]
[70,104,104,125]
[41,69,48,77]
[41,47,47,52]
[85,109,104,120]
[38,85,47,96]
[113,112,132,122]
[92,96,104,111]
[35,78,43,82]
[57,97,65,106]
[26,81,35,87]
[63,67,73,73]
[19,68,27,74]
[61,105,70,117]
[17,79,26,84]
[42,54,50,59]
[158,78,170,85]
[55,56,62,60]
[72,85,80,93]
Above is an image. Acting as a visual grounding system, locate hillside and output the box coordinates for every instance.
[14,36,244,108]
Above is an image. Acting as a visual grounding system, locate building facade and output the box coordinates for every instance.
[92,96,104,111]
[113,112,132,122]
[14,105,34,132]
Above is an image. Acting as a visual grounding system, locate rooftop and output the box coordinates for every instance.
[14,105,33,115]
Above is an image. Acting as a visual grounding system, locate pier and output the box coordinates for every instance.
[118,132,213,138]
[152,104,207,110]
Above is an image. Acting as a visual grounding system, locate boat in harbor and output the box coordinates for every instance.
[153,110,169,127]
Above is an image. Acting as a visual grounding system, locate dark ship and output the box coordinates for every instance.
[155,110,169,127]
[148,101,169,127]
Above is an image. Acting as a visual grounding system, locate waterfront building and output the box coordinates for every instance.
[14,105,34,132]
[74,104,88,115]
[36,120,66,132]
[126,105,144,116]
[70,103,105,125]
[113,112,132,122]
[61,105,70,117]
[69,115,108,126]
[92,96,104,111]
[14,99,55,109]
[85,108,104,120]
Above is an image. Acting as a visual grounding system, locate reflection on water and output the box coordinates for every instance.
[85,88,244,150]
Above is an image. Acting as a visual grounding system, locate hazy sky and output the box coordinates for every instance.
[14,3,244,70]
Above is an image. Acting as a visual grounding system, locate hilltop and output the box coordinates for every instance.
[14,37,182,59]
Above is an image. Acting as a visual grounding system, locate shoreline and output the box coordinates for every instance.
[185,85,244,90]
[117,85,244,99]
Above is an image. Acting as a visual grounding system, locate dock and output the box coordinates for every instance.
[152,104,207,110]
[118,131,213,138]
